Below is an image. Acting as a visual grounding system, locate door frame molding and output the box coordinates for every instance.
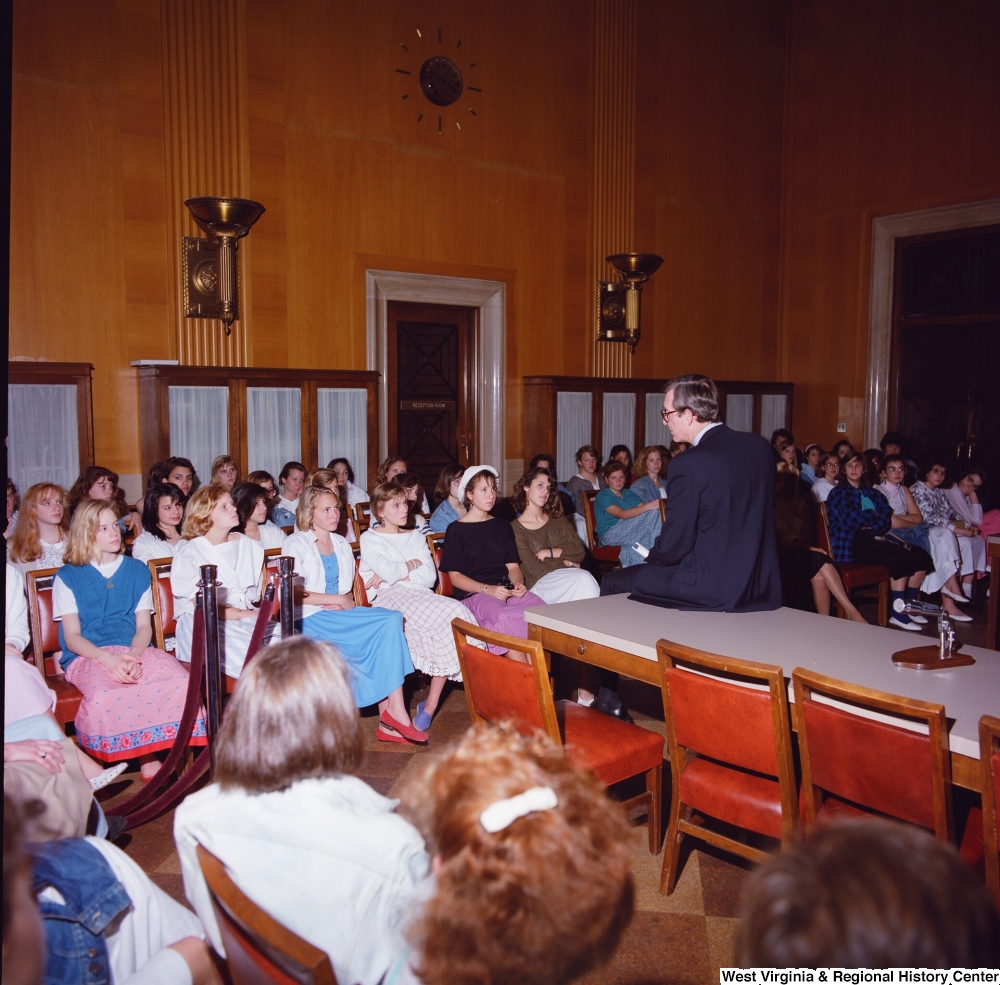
[366,269,505,479]
[865,197,1000,447]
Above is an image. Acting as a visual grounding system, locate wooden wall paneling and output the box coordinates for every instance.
[230,378,248,478]
[301,380,318,473]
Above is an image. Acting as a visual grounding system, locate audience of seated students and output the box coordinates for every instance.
[68,466,141,536]
[376,456,431,513]
[131,483,185,564]
[208,455,238,490]
[826,451,933,632]
[911,459,987,600]
[593,459,662,567]
[53,498,207,780]
[396,472,431,533]
[174,637,430,985]
[564,444,605,541]
[171,485,277,680]
[831,438,855,461]
[231,480,287,549]
[6,482,69,573]
[391,725,633,985]
[945,465,1000,542]
[272,460,307,528]
[800,442,822,485]
[327,457,369,507]
[630,445,668,502]
[608,444,633,483]
[4,795,221,985]
[438,466,545,650]
[511,467,600,605]
[429,462,467,533]
[5,478,18,538]
[811,451,840,503]
[737,819,1000,969]
[359,483,475,733]
[283,486,424,744]
[773,470,866,623]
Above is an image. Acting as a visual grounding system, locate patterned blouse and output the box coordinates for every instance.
[910,482,960,529]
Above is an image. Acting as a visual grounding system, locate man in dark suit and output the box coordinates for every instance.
[601,374,782,611]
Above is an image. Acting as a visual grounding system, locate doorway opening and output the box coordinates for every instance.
[387,302,478,492]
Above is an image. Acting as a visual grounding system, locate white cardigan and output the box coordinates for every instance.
[170,535,264,618]
[131,530,179,565]
[174,775,430,985]
[358,529,436,600]
[283,530,355,618]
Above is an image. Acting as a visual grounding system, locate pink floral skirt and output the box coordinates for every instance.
[460,591,545,654]
[63,645,207,762]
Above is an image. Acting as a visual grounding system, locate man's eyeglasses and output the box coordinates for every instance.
[661,408,684,423]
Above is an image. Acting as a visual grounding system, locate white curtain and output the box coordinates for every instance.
[247,387,302,481]
[317,388,368,486]
[7,384,80,492]
[169,386,229,486]
[556,392,592,483]
[760,394,788,439]
[726,394,754,432]
[602,392,635,459]
[645,392,669,449]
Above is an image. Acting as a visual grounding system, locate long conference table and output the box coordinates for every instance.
[525,595,1000,792]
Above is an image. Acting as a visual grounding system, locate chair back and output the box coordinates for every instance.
[792,668,953,840]
[352,502,371,533]
[147,558,176,651]
[352,558,370,607]
[452,620,561,742]
[581,490,600,549]
[195,845,337,985]
[26,568,62,678]
[260,550,283,596]
[816,503,834,554]
[979,714,1000,904]
[425,532,452,596]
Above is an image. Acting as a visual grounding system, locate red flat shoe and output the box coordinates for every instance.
[379,711,429,744]
[377,727,410,745]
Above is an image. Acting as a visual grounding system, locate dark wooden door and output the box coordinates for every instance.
[387,303,477,492]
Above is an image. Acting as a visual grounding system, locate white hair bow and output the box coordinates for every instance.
[479,786,558,833]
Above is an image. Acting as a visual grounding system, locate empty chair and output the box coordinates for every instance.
[656,640,798,895]
[26,567,83,724]
[980,714,1000,906]
[792,667,954,841]
[453,619,663,853]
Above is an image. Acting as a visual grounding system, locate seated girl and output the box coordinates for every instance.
[174,638,431,985]
[376,457,430,513]
[272,460,307,528]
[7,483,69,573]
[359,483,476,733]
[208,455,238,490]
[811,452,840,503]
[800,443,823,486]
[510,468,599,604]
[608,444,633,481]
[438,466,544,651]
[826,451,934,632]
[231,481,287,549]
[171,485,277,680]
[396,472,430,533]
[52,499,207,779]
[392,726,633,985]
[945,467,1000,544]
[159,457,198,499]
[309,467,357,541]
[630,445,668,503]
[593,460,662,567]
[5,478,18,538]
[68,467,141,537]
[428,463,466,533]
[131,483,185,564]
[283,486,425,744]
[327,457,369,507]
[564,445,605,541]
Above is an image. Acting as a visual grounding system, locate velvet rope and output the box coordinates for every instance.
[243,584,276,669]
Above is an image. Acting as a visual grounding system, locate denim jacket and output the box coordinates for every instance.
[30,839,132,985]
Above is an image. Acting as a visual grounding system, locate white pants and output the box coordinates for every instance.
[571,513,588,544]
[922,526,961,595]
[530,567,600,604]
[175,610,279,680]
[957,532,987,575]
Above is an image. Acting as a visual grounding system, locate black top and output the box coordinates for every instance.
[439,517,521,600]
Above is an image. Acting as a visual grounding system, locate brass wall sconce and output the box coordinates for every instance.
[596,252,663,354]
[182,197,265,334]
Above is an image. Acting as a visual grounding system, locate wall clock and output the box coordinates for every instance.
[395,27,481,133]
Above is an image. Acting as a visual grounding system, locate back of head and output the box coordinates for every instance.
[399,726,633,985]
[737,819,1000,968]
[663,374,719,423]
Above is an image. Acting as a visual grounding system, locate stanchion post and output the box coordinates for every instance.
[198,564,223,773]
[278,556,296,640]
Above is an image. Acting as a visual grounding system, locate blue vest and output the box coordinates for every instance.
[30,839,132,985]
[55,559,151,669]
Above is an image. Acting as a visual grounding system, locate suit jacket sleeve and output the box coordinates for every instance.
[646,460,699,567]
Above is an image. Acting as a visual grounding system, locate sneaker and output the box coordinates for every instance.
[90,762,129,792]
[889,616,922,632]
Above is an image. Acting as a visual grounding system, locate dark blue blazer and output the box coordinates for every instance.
[629,423,782,612]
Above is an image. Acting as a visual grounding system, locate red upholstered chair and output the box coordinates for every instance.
[425,532,452,596]
[351,558,370,607]
[453,619,663,854]
[792,668,954,843]
[656,640,798,895]
[817,503,889,626]
[25,568,83,725]
[196,844,338,985]
[147,557,177,653]
[581,490,621,565]
[980,715,1000,906]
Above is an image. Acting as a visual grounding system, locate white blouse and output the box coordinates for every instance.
[811,478,836,503]
[358,529,436,600]
[131,530,180,565]
[254,522,288,550]
[282,531,356,619]
[170,535,264,618]
[9,539,66,575]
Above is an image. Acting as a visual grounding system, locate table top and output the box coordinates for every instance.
[525,596,1000,760]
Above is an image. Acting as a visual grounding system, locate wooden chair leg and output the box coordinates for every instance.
[877,579,889,626]
[659,787,685,895]
[646,763,663,855]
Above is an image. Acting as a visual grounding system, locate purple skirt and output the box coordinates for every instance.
[460,591,544,654]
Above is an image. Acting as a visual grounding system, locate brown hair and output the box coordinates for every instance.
[512,468,562,516]
[737,819,1000,968]
[374,456,406,487]
[632,445,665,479]
[216,637,362,794]
[601,459,627,481]
[181,484,231,539]
[63,499,123,565]
[8,483,69,562]
[663,373,720,423]
[399,726,633,985]
[296,485,339,533]
[308,468,338,491]
[462,469,497,509]
[209,455,238,486]
[434,463,465,506]
[370,482,407,524]
[574,445,599,468]
[68,467,119,517]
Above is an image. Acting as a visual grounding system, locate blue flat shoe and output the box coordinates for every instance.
[412,701,433,732]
